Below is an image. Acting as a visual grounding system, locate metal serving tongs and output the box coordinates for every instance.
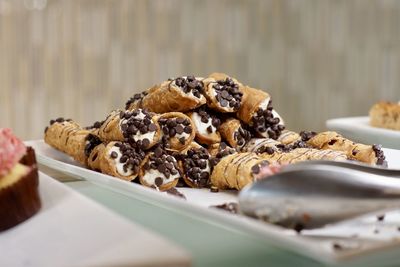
[238,160,400,230]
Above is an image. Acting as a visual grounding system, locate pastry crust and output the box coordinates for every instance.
[219,118,251,149]
[277,130,301,145]
[202,73,244,113]
[156,112,195,151]
[210,152,268,190]
[303,131,385,165]
[261,148,348,163]
[98,110,124,142]
[369,101,400,130]
[237,86,270,124]
[141,78,206,113]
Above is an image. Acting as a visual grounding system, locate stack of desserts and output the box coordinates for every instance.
[44,73,387,192]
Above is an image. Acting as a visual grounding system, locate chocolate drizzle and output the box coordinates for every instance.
[212,78,243,110]
[120,109,158,149]
[251,100,284,139]
[113,142,145,174]
[125,91,148,110]
[182,147,211,188]
[173,76,204,98]
[84,134,102,157]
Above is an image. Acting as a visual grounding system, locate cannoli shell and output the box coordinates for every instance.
[187,112,221,145]
[141,81,206,113]
[237,86,270,124]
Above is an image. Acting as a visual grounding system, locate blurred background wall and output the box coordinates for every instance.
[0,0,399,140]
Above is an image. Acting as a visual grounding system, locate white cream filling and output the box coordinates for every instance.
[191,112,216,136]
[120,110,156,142]
[175,132,190,140]
[109,146,133,176]
[142,164,180,186]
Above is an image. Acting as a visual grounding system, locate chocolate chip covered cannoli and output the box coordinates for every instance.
[237,86,285,139]
[300,131,386,166]
[261,147,348,164]
[208,142,237,159]
[202,73,243,113]
[241,138,282,154]
[139,147,182,191]
[140,76,206,113]
[188,106,221,145]
[98,109,161,150]
[157,112,195,151]
[180,142,212,188]
[219,118,252,149]
[210,152,269,190]
[87,141,145,181]
[44,118,101,166]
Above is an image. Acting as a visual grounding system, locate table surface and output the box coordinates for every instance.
[39,165,379,267]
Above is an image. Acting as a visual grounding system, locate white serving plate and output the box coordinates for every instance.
[26,140,400,266]
[327,116,400,149]
[0,171,190,267]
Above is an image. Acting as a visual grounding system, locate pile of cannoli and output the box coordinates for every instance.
[44,73,387,192]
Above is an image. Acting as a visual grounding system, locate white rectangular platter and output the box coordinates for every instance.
[27,140,400,266]
[0,171,190,267]
[327,116,400,149]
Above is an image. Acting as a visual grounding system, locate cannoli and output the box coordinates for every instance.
[369,101,400,130]
[261,147,348,163]
[241,138,282,154]
[188,106,221,145]
[210,152,269,190]
[140,76,206,113]
[300,131,386,165]
[157,112,195,151]
[87,141,145,181]
[44,118,101,165]
[180,142,212,188]
[139,147,182,191]
[98,109,161,150]
[219,118,252,149]
[207,142,237,159]
[237,86,285,139]
[202,73,243,113]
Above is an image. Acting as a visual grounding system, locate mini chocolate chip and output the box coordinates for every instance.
[169,128,176,137]
[251,164,260,174]
[220,99,228,107]
[207,126,213,133]
[148,123,157,131]
[158,164,166,173]
[175,125,184,134]
[142,138,150,148]
[111,151,118,159]
[210,186,219,193]
[179,137,186,144]
[184,126,192,133]
[155,177,163,187]
[201,116,209,123]
[377,214,385,221]
[120,155,128,163]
